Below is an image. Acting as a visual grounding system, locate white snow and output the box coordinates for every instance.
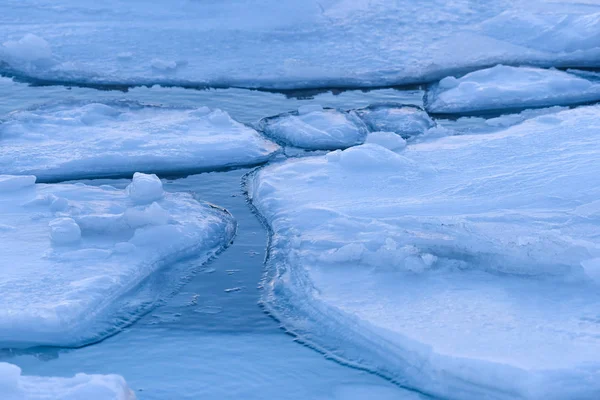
[355,105,435,139]
[0,173,235,347]
[0,103,280,181]
[0,362,134,400]
[249,105,600,399]
[1,1,600,88]
[258,107,367,150]
[427,65,600,113]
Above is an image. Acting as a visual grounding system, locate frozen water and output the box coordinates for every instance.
[355,105,435,139]
[258,107,368,150]
[249,105,600,399]
[427,65,600,113]
[0,173,235,348]
[1,1,600,88]
[0,362,134,400]
[0,102,279,181]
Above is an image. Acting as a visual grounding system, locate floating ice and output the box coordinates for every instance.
[0,362,134,400]
[427,65,600,113]
[258,107,367,150]
[0,173,235,348]
[249,105,600,399]
[355,105,435,139]
[0,102,280,181]
[2,1,599,88]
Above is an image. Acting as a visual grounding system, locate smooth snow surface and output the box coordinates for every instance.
[258,107,367,150]
[427,65,600,113]
[249,105,600,399]
[0,102,279,181]
[0,173,235,348]
[0,362,134,400]
[355,105,435,139]
[1,1,600,88]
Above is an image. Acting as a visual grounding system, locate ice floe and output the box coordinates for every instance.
[0,102,280,181]
[0,362,134,400]
[427,65,600,113]
[1,1,600,88]
[249,105,600,399]
[258,106,367,150]
[355,105,435,139]
[0,173,235,348]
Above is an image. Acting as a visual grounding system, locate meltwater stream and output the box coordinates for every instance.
[0,79,425,399]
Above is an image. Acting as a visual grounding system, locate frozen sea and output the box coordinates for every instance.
[0,79,424,399]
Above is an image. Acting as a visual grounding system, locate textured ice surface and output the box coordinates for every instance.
[0,173,235,348]
[0,102,279,181]
[0,362,134,400]
[1,1,600,88]
[249,105,600,399]
[355,105,435,139]
[427,65,600,113]
[258,107,367,150]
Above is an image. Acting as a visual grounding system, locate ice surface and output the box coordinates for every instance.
[1,1,600,88]
[427,65,600,113]
[355,105,435,139]
[0,362,134,400]
[0,102,280,181]
[249,105,600,399]
[258,107,367,150]
[0,173,235,348]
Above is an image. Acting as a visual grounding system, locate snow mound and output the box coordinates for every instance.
[0,102,280,181]
[0,174,235,348]
[249,105,600,399]
[1,34,52,64]
[427,65,600,113]
[0,362,135,400]
[355,105,435,139]
[257,107,368,150]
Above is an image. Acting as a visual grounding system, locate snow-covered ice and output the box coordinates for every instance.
[258,106,367,150]
[355,105,435,139]
[364,131,406,151]
[0,102,279,181]
[0,362,134,400]
[1,1,600,88]
[0,173,235,348]
[249,105,600,399]
[427,65,600,113]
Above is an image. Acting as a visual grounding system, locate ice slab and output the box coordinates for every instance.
[355,105,435,139]
[1,1,600,88]
[0,173,235,348]
[0,102,279,181]
[257,107,367,150]
[249,106,600,399]
[0,362,134,400]
[427,65,600,114]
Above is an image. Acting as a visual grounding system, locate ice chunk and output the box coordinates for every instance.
[0,103,280,181]
[258,108,367,150]
[126,173,163,205]
[0,362,135,400]
[365,132,406,151]
[355,105,435,139]
[249,105,600,399]
[0,175,235,348]
[427,65,600,114]
[49,218,82,245]
[1,34,52,63]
